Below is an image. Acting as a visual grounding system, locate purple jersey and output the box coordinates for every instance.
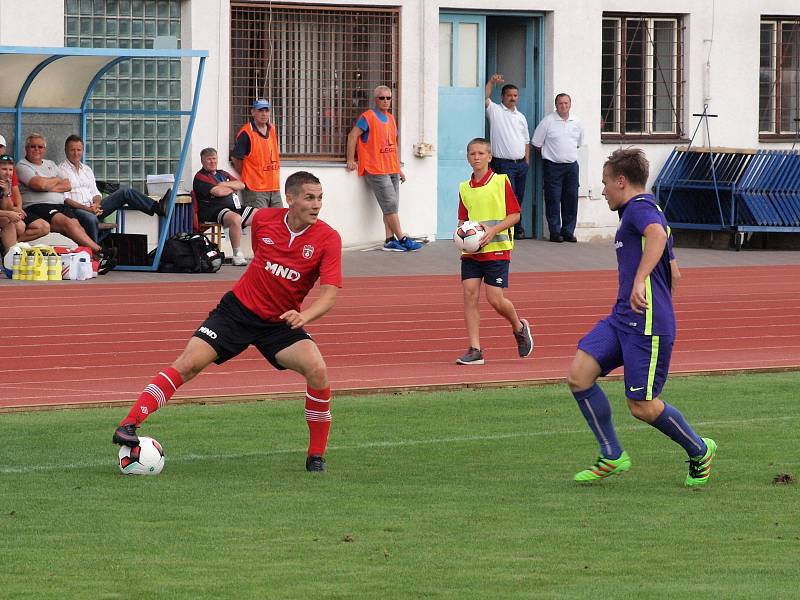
[610,194,676,337]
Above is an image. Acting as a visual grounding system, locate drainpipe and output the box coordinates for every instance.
[414,3,434,158]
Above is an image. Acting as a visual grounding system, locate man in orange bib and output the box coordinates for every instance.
[346,85,422,252]
[232,98,283,209]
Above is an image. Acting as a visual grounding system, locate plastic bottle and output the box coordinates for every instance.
[76,257,88,281]
[47,254,61,281]
[12,253,21,280]
[25,254,34,281]
[18,254,28,280]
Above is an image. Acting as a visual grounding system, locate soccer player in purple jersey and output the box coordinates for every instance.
[566,148,716,487]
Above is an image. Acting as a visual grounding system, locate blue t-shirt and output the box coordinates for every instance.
[610,194,676,337]
[355,109,389,143]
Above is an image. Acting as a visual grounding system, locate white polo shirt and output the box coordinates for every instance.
[531,111,584,163]
[485,100,529,160]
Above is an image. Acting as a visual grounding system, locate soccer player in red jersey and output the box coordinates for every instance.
[113,171,342,472]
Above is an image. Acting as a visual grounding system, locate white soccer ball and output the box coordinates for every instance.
[118,436,165,475]
[453,221,486,253]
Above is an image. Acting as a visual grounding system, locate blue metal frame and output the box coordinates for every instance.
[0,45,208,271]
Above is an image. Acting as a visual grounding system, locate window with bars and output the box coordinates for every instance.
[601,15,684,139]
[760,17,800,137]
[230,3,399,160]
[64,0,182,192]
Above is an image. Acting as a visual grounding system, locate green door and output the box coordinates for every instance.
[437,14,486,239]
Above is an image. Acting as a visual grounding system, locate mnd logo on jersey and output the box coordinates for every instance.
[265,261,300,281]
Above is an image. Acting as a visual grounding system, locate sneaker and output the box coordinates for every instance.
[382,239,407,252]
[574,451,631,482]
[514,318,534,357]
[96,248,117,275]
[232,252,248,266]
[112,423,140,447]
[154,188,171,217]
[306,455,326,472]
[685,438,717,487]
[400,236,423,251]
[456,347,484,365]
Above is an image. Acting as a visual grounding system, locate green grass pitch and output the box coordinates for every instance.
[1,372,798,599]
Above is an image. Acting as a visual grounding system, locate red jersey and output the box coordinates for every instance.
[232,208,342,321]
[457,169,520,262]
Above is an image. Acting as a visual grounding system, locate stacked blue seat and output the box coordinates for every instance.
[655,147,800,236]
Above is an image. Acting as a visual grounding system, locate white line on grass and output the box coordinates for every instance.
[1,414,795,475]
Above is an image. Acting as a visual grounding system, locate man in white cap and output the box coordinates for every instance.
[231,99,283,208]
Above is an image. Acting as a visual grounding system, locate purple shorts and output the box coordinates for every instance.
[578,317,673,401]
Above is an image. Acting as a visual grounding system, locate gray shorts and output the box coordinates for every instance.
[364,173,399,215]
[241,189,283,208]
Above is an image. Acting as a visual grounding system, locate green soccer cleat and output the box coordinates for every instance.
[685,437,717,487]
[574,451,631,482]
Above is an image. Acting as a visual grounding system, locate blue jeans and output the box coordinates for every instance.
[490,157,528,236]
[74,188,155,242]
[542,160,579,238]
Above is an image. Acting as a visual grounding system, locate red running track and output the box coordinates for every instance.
[1,265,799,410]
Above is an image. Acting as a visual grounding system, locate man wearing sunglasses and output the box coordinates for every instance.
[15,133,115,273]
[346,85,422,252]
[232,98,283,209]
[1,135,50,244]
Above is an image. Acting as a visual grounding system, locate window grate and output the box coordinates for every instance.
[601,15,684,139]
[230,3,399,160]
[760,17,800,137]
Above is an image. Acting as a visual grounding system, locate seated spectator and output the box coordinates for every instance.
[59,134,168,243]
[194,147,255,266]
[0,154,25,251]
[15,133,114,272]
[0,136,49,243]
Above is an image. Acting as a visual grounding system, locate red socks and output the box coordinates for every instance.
[120,367,184,426]
[305,386,331,457]
[122,371,329,459]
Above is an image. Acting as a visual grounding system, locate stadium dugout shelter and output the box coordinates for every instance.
[0,45,207,271]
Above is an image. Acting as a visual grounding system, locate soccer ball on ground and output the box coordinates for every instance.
[453,221,486,253]
[118,436,165,475]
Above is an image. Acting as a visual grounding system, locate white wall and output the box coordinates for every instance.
[4,0,798,245]
[0,1,63,45]
[184,0,439,248]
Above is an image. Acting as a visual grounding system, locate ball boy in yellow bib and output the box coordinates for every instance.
[455,137,534,365]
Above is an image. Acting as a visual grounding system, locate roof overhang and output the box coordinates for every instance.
[0,46,207,110]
